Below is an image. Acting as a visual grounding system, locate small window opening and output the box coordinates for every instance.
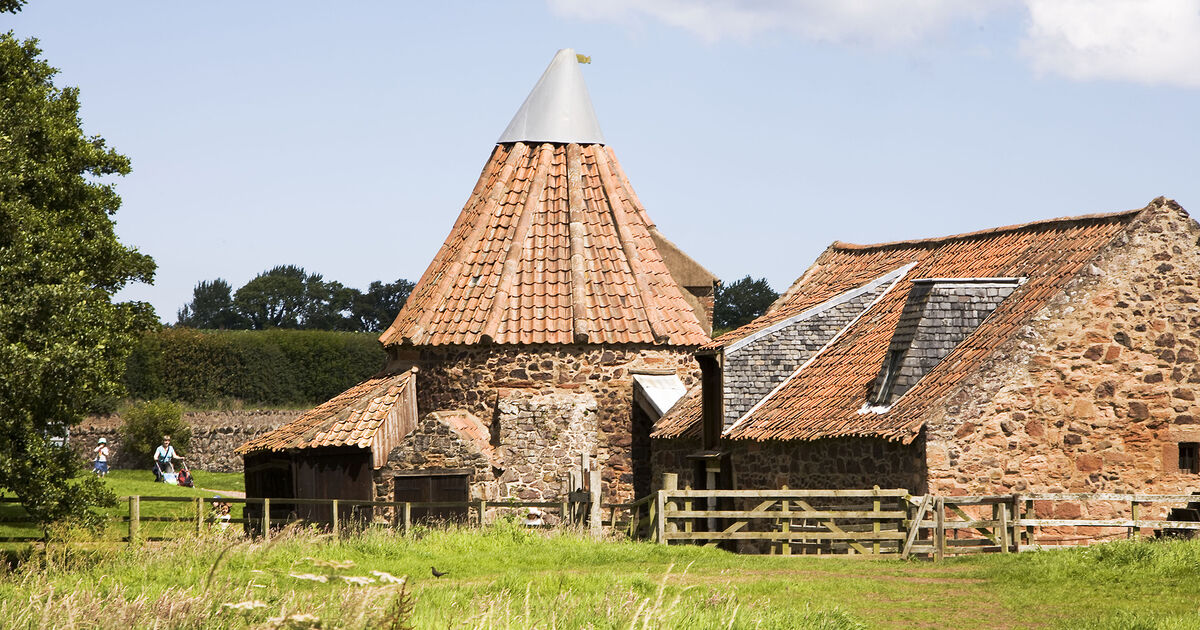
[1179,442,1199,474]
[873,349,905,405]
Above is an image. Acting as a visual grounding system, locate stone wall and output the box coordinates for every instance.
[70,410,299,472]
[924,200,1200,518]
[723,285,886,427]
[650,435,926,493]
[494,391,597,499]
[389,344,699,501]
[384,412,498,502]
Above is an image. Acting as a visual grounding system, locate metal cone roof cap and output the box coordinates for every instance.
[497,48,606,145]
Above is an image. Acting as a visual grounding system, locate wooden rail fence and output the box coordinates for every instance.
[4,489,1199,555]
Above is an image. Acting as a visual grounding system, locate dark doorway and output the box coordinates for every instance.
[393,471,470,523]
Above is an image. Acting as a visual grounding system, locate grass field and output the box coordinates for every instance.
[1,522,1199,629]
[1,470,246,541]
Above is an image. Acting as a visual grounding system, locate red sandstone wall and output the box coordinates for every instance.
[924,201,1200,512]
[392,344,699,501]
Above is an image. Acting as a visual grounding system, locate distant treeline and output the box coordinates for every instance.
[123,328,387,407]
[177,265,413,333]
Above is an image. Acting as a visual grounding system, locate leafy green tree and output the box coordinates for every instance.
[1,1,27,14]
[176,278,244,329]
[713,276,778,332]
[233,265,313,329]
[351,278,414,332]
[119,400,190,466]
[0,34,156,531]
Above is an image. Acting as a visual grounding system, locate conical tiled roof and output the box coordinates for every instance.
[380,142,711,347]
[380,52,710,348]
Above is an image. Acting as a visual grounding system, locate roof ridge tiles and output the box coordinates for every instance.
[831,207,1144,252]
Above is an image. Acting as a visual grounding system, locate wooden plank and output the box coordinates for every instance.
[665,530,906,541]
[998,502,1009,553]
[901,495,931,559]
[665,509,906,519]
[667,489,908,499]
[935,497,945,562]
[332,499,339,537]
[262,497,270,540]
[792,499,872,555]
[781,498,790,556]
[948,502,999,544]
[1019,493,1200,502]
[129,496,139,543]
[655,490,666,544]
[1015,519,1200,529]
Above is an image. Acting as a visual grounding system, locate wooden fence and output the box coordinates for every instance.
[5,489,1199,555]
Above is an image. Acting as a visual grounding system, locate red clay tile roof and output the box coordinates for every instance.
[379,142,711,348]
[237,370,414,454]
[657,204,1153,442]
[652,384,703,439]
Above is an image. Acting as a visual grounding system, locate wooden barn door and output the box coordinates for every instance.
[393,471,469,523]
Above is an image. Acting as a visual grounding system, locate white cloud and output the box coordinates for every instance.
[547,0,994,46]
[550,0,1200,87]
[1022,0,1200,87]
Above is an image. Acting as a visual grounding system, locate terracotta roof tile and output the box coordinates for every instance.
[379,142,710,348]
[657,205,1151,442]
[236,370,414,454]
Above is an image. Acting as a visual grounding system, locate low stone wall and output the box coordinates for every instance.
[70,410,300,472]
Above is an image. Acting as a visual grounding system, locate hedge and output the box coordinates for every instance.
[124,328,387,407]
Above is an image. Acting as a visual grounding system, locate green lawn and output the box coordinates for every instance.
[1,469,245,541]
[1,523,1198,629]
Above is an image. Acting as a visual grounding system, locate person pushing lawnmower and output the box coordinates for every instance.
[152,434,185,484]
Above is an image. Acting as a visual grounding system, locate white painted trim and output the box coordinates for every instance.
[723,262,917,436]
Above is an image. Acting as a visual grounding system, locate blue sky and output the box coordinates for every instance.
[7,1,1200,322]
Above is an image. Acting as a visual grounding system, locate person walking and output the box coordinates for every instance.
[92,438,110,477]
[152,435,183,482]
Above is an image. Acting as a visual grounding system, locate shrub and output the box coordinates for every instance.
[119,400,191,464]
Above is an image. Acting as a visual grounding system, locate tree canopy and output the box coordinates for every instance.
[178,269,412,333]
[0,34,156,530]
[713,276,779,333]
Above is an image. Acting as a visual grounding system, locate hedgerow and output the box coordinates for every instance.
[123,328,386,407]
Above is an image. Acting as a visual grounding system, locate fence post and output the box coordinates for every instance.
[934,497,945,562]
[560,498,570,527]
[655,490,666,544]
[872,486,881,555]
[262,498,270,540]
[588,469,602,538]
[781,495,790,556]
[128,496,140,543]
[477,499,487,527]
[998,502,1009,553]
[196,497,204,535]
[1130,500,1140,539]
[1010,495,1021,552]
[332,499,339,537]
[403,502,411,535]
[1024,497,1035,548]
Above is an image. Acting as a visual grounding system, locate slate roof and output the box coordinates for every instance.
[237,370,414,453]
[655,205,1151,443]
[379,141,711,347]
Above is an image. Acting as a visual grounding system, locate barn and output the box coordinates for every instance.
[653,198,1200,515]
[236,369,417,522]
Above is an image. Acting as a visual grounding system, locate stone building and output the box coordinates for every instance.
[654,198,1200,508]
[241,49,714,506]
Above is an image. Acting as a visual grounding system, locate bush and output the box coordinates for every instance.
[119,400,190,464]
[122,328,386,407]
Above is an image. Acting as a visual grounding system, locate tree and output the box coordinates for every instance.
[351,278,414,332]
[0,35,157,531]
[232,265,312,329]
[1,1,27,14]
[177,278,244,329]
[119,399,190,466]
[713,276,778,332]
